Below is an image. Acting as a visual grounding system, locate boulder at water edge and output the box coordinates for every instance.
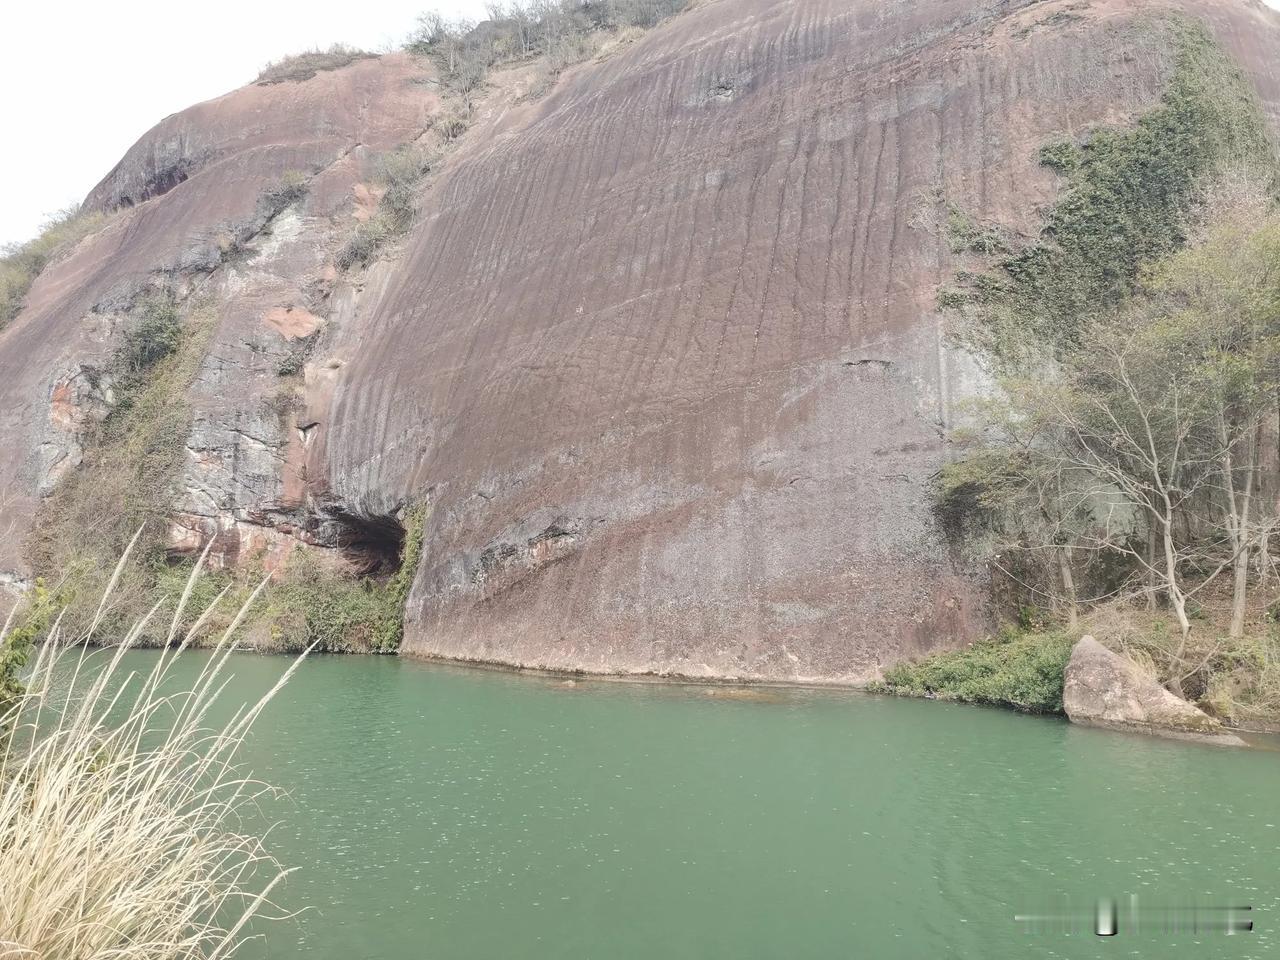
[1063,636,1245,747]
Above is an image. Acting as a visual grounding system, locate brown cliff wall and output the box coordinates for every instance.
[308,0,1280,680]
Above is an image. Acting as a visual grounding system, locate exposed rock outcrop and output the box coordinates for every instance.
[316,0,1280,680]
[1063,637,1245,746]
[0,53,440,577]
[2,0,1280,681]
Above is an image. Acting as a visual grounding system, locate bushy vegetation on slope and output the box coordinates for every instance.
[0,206,106,329]
[334,0,689,272]
[152,506,429,655]
[256,44,374,85]
[338,145,436,270]
[26,294,212,640]
[17,216,426,657]
[941,18,1274,364]
[263,509,426,653]
[409,0,690,97]
[914,16,1280,722]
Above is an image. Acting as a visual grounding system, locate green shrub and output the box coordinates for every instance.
[945,206,1009,255]
[276,351,305,377]
[1038,139,1082,174]
[264,506,427,653]
[112,295,183,394]
[265,559,405,653]
[874,629,1076,713]
[0,581,56,718]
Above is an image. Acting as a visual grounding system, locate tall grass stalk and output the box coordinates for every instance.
[0,537,306,959]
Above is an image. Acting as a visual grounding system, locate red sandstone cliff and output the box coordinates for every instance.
[2,0,1279,680]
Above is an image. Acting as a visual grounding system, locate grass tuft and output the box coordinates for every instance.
[0,542,301,957]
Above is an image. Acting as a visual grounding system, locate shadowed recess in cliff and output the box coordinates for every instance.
[317,507,409,577]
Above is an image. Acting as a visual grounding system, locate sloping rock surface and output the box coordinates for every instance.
[313,0,1280,679]
[1063,637,1245,746]
[0,54,439,577]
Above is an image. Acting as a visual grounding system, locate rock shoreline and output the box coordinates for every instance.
[1063,636,1245,747]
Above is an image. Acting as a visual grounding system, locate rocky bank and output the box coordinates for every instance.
[1063,637,1246,746]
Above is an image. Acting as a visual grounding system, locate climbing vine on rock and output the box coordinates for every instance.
[942,16,1275,367]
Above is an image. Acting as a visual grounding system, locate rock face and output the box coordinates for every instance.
[0,53,440,582]
[1063,637,1245,746]
[2,0,1280,680]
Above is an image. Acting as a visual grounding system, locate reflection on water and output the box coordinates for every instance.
[113,651,1280,960]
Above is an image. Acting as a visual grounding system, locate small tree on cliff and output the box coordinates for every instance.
[935,395,1097,628]
[1147,173,1280,638]
[938,174,1280,694]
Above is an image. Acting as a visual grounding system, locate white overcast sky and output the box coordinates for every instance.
[0,0,490,248]
[3,0,1279,247]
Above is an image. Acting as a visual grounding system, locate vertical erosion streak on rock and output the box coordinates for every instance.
[306,0,1280,681]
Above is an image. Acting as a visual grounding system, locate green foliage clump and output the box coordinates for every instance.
[338,146,435,270]
[950,17,1275,363]
[276,346,307,378]
[0,582,56,716]
[945,206,1009,255]
[27,301,215,636]
[265,507,428,653]
[932,448,1028,541]
[874,629,1076,713]
[1038,139,1081,175]
[111,296,183,398]
[265,560,405,653]
[0,207,107,329]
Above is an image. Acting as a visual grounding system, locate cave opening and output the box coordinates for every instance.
[326,509,407,579]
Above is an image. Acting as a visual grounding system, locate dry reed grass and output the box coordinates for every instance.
[0,534,305,959]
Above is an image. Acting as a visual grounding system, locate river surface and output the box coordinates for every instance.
[117,650,1280,959]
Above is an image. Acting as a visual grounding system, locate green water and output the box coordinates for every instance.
[121,651,1280,959]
